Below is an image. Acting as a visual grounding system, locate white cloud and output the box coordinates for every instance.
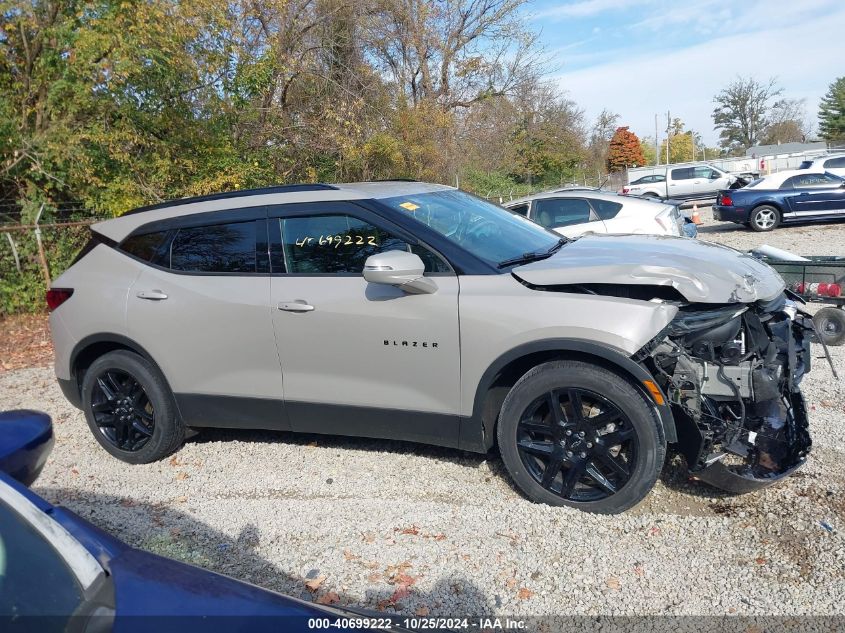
[553,6,845,145]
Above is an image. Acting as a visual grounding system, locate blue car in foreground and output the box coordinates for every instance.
[0,410,413,632]
[712,169,845,232]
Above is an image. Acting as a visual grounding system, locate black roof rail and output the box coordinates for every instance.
[121,184,339,216]
[366,178,418,182]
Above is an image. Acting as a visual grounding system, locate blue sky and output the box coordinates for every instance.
[526,0,845,146]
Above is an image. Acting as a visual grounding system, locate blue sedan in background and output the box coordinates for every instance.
[713,169,845,232]
[0,410,416,632]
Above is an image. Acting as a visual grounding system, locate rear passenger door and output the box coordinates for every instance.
[668,167,695,198]
[124,209,288,430]
[267,202,462,447]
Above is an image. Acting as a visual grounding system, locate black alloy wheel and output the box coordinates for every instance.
[90,369,155,452]
[516,388,637,501]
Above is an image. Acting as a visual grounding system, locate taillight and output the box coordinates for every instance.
[621,187,630,195]
[46,288,74,311]
[719,194,733,206]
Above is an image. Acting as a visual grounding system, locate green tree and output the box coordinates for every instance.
[819,77,845,143]
[659,132,694,163]
[712,77,782,151]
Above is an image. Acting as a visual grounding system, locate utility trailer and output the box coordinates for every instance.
[756,255,845,346]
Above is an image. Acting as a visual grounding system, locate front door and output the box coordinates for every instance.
[268,202,462,448]
[783,173,845,220]
[692,166,731,197]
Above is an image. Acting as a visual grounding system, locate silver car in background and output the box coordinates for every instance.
[503,190,695,238]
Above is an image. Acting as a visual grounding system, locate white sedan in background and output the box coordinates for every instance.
[503,189,696,238]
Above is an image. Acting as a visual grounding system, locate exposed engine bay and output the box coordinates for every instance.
[637,293,816,492]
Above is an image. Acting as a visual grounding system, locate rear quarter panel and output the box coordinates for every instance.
[49,245,141,379]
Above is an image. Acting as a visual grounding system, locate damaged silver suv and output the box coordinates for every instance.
[48,182,816,513]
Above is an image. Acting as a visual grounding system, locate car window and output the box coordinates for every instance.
[589,198,623,220]
[781,173,843,190]
[120,231,169,263]
[379,190,560,268]
[824,157,845,169]
[278,215,449,274]
[798,160,813,169]
[692,166,712,179]
[0,500,85,622]
[671,167,693,180]
[509,204,529,216]
[169,221,257,273]
[533,198,592,228]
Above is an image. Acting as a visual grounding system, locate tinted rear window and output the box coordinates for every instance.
[590,199,623,220]
[671,168,693,180]
[170,221,257,273]
[121,231,168,263]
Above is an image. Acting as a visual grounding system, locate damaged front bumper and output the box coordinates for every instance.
[640,294,814,492]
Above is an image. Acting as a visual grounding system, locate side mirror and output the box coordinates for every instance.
[363,250,437,295]
[0,410,54,486]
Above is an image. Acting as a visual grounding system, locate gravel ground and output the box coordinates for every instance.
[2,217,844,619]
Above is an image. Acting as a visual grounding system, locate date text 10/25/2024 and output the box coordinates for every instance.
[307,617,526,630]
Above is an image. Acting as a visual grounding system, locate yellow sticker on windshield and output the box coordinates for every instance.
[399,201,420,211]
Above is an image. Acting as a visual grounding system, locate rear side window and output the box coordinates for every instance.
[509,204,529,216]
[824,157,845,169]
[798,160,813,169]
[533,198,592,229]
[121,231,168,263]
[590,199,623,220]
[781,173,843,190]
[671,168,693,180]
[170,221,257,273]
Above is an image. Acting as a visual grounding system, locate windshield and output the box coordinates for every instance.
[380,190,561,267]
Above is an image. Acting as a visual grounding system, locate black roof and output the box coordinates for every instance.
[121,184,339,216]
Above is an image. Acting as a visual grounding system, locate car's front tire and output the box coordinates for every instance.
[81,350,185,464]
[749,205,780,232]
[497,361,666,514]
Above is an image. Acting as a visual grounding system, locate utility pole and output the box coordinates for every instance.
[665,111,671,164]
[654,114,659,165]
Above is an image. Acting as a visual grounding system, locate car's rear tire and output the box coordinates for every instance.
[81,350,184,464]
[749,205,780,232]
[497,360,666,514]
[813,307,845,346]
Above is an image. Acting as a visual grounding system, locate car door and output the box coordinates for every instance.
[693,167,730,197]
[782,173,845,219]
[125,210,288,429]
[267,202,462,447]
[668,167,695,198]
[529,197,605,237]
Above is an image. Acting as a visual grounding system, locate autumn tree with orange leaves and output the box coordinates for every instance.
[606,126,645,171]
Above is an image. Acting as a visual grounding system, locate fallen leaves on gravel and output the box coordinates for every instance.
[517,588,534,600]
[415,607,430,616]
[0,314,53,373]
[305,575,327,592]
[396,525,420,535]
[606,577,621,590]
[175,471,189,480]
[315,592,339,605]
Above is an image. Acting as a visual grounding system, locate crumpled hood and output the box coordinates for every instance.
[513,234,785,304]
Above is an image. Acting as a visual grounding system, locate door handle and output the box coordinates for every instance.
[278,300,314,312]
[136,290,168,300]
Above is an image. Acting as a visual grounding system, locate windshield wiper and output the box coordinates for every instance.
[497,237,568,269]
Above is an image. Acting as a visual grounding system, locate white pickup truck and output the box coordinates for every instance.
[621,164,744,201]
